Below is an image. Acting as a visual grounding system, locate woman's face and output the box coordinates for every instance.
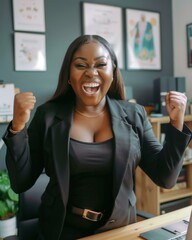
[69,41,114,107]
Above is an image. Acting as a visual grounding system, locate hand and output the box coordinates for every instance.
[12,92,36,131]
[165,91,187,131]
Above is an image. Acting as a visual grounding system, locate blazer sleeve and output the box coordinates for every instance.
[3,108,44,193]
[138,106,192,188]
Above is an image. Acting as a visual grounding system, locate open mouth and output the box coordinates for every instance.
[82,82,100,95]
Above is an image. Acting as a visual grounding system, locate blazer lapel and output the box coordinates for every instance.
[107,97,133,199]
[51,101,74,207]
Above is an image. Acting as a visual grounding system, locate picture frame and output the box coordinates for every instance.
[82,2,124,69]
[14,32,46,71]
[126,8,161,70]
[12,0,45,32]
[186,23,192,67]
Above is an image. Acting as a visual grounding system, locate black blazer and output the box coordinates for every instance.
[3,96,192,239]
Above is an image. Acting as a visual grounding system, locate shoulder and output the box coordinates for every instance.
[117,99,143,110]
[29,99,74,130]
[110,99,149,127]
[111,99,146,116]
[36,101,58,113]
[33,101,58,120]
[109,99,152,139]
[108,98,148,126]
[37,98,73,113]
[121,100,147,124]
[33,98,74,121]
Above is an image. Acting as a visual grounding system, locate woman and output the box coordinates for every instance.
[3,35,191,240]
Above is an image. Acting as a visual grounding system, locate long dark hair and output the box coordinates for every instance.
[50,35,126,101]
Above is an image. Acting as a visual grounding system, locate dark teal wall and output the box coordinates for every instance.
[0,0,173,168]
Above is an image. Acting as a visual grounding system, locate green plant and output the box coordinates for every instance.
[0,170,18,220]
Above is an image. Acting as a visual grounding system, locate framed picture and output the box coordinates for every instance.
[13,0,45,32]
[126,8,161,70]
[0,84,15,122]
[186,23,192,67]
[14,32,46,71]
[82,2,124,69]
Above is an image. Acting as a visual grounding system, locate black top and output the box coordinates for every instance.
[65,138,114,230]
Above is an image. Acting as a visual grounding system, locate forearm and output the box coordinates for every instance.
[3,124,43,193]
[140,123,192,188]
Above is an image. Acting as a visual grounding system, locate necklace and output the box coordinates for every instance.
[75,108,106,118]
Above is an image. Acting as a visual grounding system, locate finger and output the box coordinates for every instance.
[167,92,186,103]
[15,92,36,104]
[24,95,36,103]
[21,98,36,110]
[168,91,186,98]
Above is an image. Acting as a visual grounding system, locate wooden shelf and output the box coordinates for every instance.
[136,115,192,215]
[159,188,192,203]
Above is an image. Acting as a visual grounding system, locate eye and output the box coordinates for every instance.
[96,62,107,68]
[75,63,87,69]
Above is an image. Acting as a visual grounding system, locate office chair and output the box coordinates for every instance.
[4,173,49,240]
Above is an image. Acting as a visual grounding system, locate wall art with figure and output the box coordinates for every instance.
[126,9,161,70]
[187,23,192,67]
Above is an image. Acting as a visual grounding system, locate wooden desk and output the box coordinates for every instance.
[80,206,192,240]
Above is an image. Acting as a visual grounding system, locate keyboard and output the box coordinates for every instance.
[169,233,186,240]
[140,219,189,240]
[163,219,188,240]
[140,211,192,240]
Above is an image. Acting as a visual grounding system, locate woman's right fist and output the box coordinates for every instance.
[12,92,36,131]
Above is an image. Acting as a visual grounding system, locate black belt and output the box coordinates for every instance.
[71,206,103,222]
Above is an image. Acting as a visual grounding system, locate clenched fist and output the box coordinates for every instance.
[165,91,187,131]
[11,92,36,132]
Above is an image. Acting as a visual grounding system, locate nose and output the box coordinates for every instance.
[85,67,98,77]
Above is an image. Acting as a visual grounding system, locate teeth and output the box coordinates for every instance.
[83,83,99,87]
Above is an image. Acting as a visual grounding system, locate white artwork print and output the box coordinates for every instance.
[13,0,45,32]
[15,32,46,71]
[83,3,124,69]
[0,84,15,116]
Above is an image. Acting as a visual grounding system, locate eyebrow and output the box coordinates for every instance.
[72,56,109,61]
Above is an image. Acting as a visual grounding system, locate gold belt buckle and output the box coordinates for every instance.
[82,209,103,222]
